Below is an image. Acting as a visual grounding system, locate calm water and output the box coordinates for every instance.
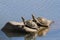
[0,29,60,40]
[0,0,60,40]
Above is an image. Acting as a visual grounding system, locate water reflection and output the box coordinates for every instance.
[0,30,24,40]
[0,29,60,40]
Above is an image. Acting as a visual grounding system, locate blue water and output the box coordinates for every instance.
[0,29,60,40]
[0,0,60,40]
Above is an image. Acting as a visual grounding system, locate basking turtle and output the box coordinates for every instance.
[21,14,54,40]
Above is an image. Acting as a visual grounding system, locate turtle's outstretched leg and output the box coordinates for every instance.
[21,17,26,25]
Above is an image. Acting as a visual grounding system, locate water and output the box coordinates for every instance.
[0,0,60,40]
[0,30,60,40]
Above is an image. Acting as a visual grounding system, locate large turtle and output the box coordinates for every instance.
[21,14,54,40]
